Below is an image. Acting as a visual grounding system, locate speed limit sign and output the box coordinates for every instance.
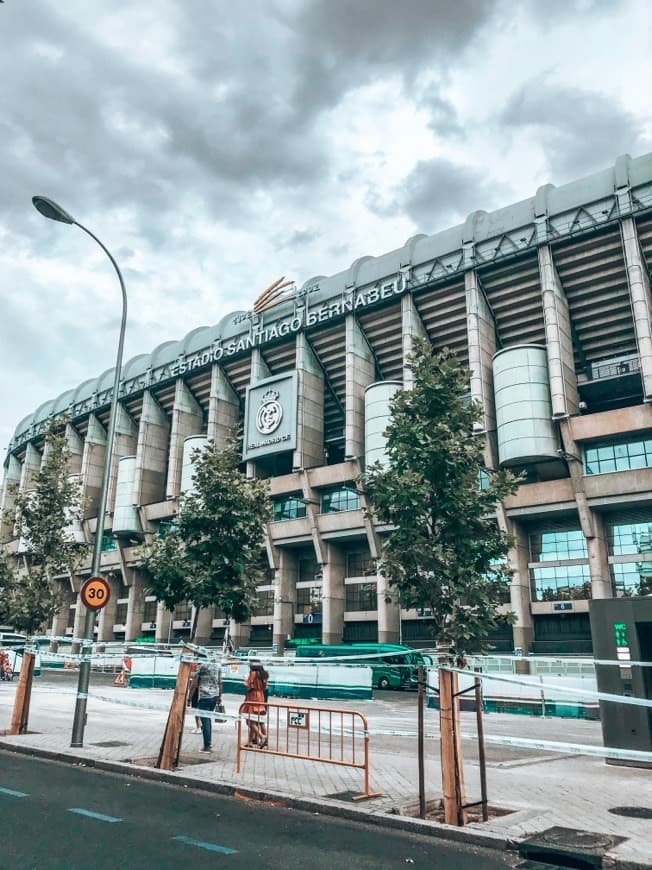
[80,576,111,611]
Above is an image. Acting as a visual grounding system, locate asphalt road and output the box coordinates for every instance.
[0,750,519,869]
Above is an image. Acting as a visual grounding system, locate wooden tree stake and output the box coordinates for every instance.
[10,651,36,735]
[439,667,467,825]
[156,655,194,770]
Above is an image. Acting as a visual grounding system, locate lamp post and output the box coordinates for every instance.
[32,195,127,747]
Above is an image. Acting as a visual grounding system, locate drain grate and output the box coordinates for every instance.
[325,791,362,802]
[90,741,129,748]
[519,826,626,868]
[609,806,652,820]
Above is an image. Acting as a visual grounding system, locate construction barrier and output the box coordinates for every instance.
[236,701,381,801]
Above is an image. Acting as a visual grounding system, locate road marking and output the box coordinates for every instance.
[172,835,237,855]
[0,787,28,798]
[68,808,122,823]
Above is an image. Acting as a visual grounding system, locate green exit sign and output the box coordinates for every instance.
[613,622,628,647]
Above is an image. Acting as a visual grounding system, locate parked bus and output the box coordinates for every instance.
[294,642,431,690]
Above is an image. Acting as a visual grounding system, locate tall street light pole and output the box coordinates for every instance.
[32,195,128,747]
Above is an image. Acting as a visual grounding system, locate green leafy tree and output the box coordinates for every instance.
[4,428,87,634]
[362,340,520,661]
[142,439,272,636]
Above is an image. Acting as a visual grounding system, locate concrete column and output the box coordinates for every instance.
[72,596,87,642]
[96,575,121,641]
[322,543,345,645]
[133,391,170,506]
[19,443,41,493]
[401,294,427,389]
[65,424,84,474]
[124,572,147,641]
[345,315,375,459]
[107,405,138,513]
[155,603,173,644]
[229,620,251,649]
[538,246,580,417]
[50,587,70,641]
[193,606,214,645]
[377,572,400,644]
[621,217,652,399]
[498,509,533,656]
[559,420,611,600]
[166,380,204,498]
[273,549,298,652]
[80,414,107,519]
[465,270,499,469]
[294,334,324,469]
[0,455,21,542]
[208,364,240,449]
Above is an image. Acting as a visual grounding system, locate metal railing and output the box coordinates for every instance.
[236,701,381,800]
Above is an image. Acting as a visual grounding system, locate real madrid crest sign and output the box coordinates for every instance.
[243,373,298,460]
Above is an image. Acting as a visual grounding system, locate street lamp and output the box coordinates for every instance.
[32,195,127,747]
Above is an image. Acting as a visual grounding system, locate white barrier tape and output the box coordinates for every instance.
[439,665,652,708]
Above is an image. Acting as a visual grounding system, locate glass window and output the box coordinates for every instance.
[273,493,307,521]
[612,562,652,597]
[530,564,591,601]
[529,529,587,562]
[345,583,378,612]
[157,521,177,538]
[346,550,375,577]
[321,485,361,513]
[143,600,158,623]
[296,585,322,615]
[298,555,320,584]
[101,534,117,551]
[585,438,652,475]
[610,521,652,555]
[478,469,489,491]
[253,589,274,617]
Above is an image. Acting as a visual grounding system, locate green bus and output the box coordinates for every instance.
[294,642,431,690]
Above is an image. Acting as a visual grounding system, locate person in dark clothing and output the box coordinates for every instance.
[194,657,221,752]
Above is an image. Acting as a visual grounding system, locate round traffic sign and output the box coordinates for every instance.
[80,576,111,611]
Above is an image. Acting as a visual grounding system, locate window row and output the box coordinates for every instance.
[585,438,652,475]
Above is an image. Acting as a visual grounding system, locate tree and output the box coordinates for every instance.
[3,428,87,634]
[362,340,520,662]
[142,439,272,637]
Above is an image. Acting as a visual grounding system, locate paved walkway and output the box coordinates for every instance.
[1,673,650,868]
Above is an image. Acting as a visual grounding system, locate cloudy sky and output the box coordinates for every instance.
[1,0,651,451]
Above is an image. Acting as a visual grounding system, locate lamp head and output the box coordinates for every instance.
[32,195,75,225]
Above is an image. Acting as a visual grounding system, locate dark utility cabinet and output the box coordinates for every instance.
[589,597,652,767]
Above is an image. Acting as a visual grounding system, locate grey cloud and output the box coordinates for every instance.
[417,84,464,138]
[278,228,322,249]
[500,81,650,180]
[372,158,504,231]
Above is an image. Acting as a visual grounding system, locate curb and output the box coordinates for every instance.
[0,739,515,855]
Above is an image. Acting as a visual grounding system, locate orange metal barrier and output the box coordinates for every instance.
[236,701,381,801]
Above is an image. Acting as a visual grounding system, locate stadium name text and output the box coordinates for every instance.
[14,276,406,446]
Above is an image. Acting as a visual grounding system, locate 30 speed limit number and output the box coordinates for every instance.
[80,576,111,611]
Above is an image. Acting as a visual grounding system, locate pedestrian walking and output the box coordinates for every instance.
[243,660,268,748]
[194,655,221,753]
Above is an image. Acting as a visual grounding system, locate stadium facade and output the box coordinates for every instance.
[3,152,652,656]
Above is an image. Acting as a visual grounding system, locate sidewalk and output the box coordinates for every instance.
[1,674,650,868]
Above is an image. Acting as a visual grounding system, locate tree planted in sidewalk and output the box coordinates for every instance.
[142,439,272,637]
[362,339,520,663]
[3,427,87,633]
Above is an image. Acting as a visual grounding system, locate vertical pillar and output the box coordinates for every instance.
[322,543,345,645]
[50,588,70,641]
[621,217,652,399]
[345,315,375,459]
[133,391,170,506]
[106,405,139,512]
[155,603,173,644]
[96,575,121,641]
[65,424,84,474]
[587,513,612,600]
[193,606,214,645]
[294,334,324,469]
[124,573,147,642]
[377,572,400,644]
[166,380,203,499]
[499,511,533,656]
[229,620,251,649]
[19,443,41,493]
[538,246,580,417]
[0,455,21,542]
[207,364,240,449]
[465,270,499,469]
[80,414,107,519]
[401,294,427,389]
[72,596,87,642]
[273,549,298,652]
[246,349,271,478]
